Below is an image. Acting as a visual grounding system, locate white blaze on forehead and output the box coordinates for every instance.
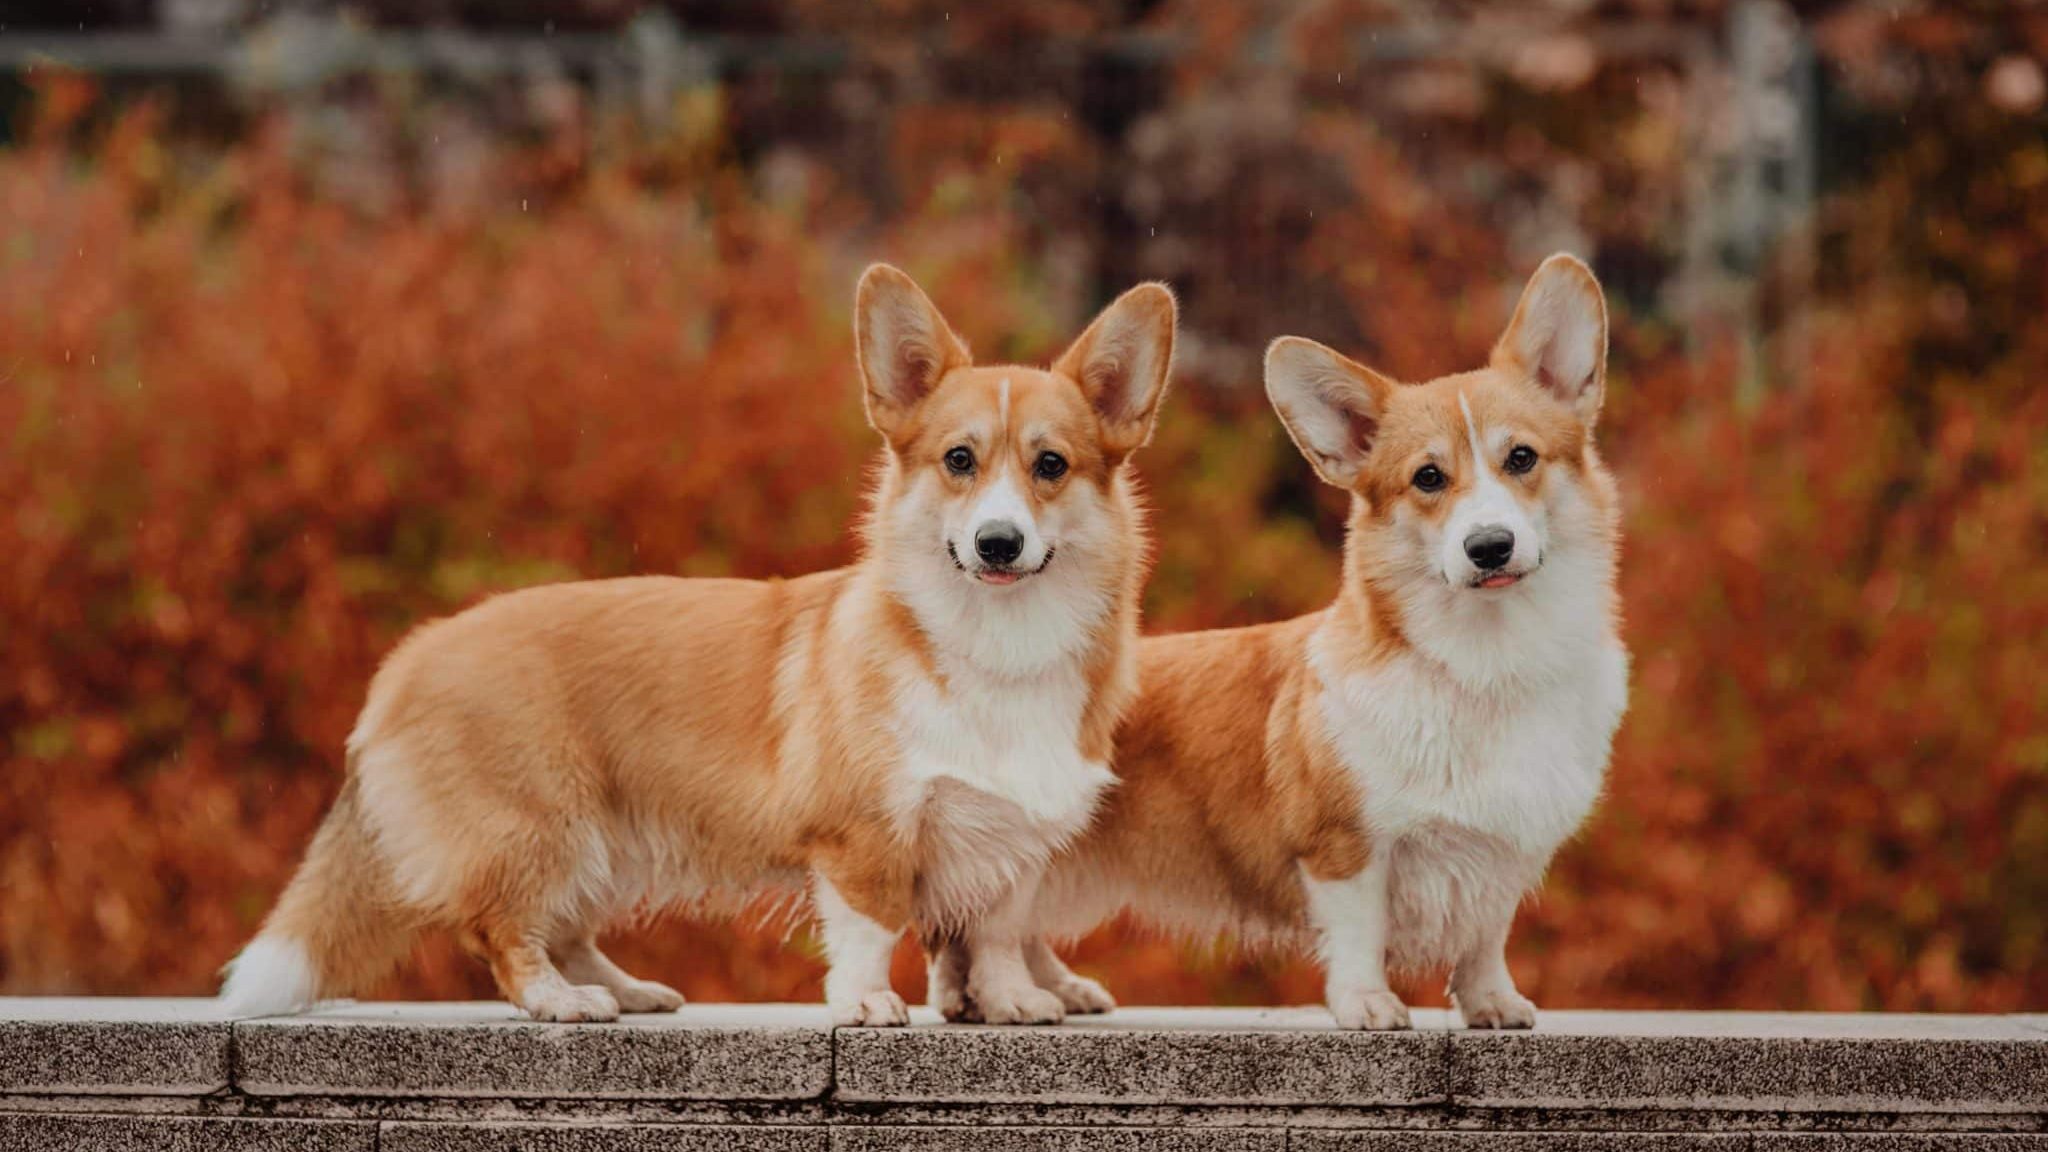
[999,377,1011,425]
[1446,391,1542,576]
[1457,392,1491,467]
[1455,392,1513,514]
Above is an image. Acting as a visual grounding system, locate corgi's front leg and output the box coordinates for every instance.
[813,870,910,1027]
[1448,915,1537,1029]
[1301,852,1412,1030]
[931,935,1115,1020]
[961,880,1067,1025]
[1022,938,1115,1015]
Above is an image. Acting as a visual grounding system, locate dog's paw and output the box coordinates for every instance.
[1329,987,1412,1031]
[833,990,910,1027]
[524,984,621,1023]
[971,979,1067,1025]
[611,978,686,1014]
[931,981,980,1023]
[1044,973,1116,1015]
[1455,985,1537,1030]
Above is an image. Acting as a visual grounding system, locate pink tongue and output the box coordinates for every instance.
[980,571,1022,585]
[1480,574,1519,589]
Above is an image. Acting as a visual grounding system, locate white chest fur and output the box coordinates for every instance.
[890,659,1115,930]
[1308,618,1628,967]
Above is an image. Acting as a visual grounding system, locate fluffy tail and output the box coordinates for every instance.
[220,776,417,1017]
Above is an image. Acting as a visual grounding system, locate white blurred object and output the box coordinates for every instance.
[1985,55,2045,115]
[162,0,247,36]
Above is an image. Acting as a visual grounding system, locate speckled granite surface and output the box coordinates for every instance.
[3,999,2044,1149]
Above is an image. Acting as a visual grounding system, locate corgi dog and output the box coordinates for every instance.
[220,265,1177,1026]
[935,254,1626,1029]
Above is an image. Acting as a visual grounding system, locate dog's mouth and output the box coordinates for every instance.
[947,542,1056,586]
[1468,562,1538,590]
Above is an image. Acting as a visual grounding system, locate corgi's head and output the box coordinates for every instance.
[1266,255,1620,676]
[855,264,1175,671]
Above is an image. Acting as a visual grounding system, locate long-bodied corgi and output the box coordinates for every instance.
[221,266,1177,1025]
[936,254,1626,1029]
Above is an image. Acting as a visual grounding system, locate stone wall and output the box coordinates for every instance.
[3,999,2045,1149]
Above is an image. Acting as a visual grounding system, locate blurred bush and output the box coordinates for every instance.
[2,1,2045,1011]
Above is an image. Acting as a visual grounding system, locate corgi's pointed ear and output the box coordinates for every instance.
[1493,253,1608,427]
[1054,282,1177,457]
[855,263,971,437]
[1264,337,1396,490]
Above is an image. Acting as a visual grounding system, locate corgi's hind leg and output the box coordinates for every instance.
[555,936,684,1013]
[471,920,620,1023]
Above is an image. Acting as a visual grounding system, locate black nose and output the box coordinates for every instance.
[975,522,1025,566]
[1464,527,1515,571]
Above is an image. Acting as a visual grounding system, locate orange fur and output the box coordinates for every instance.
[947,255,1627,1031]
[224,266,1178,1024]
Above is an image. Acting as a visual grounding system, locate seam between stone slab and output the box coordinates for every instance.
[286,1100,2047,1132]
[227,1013,243,1096]
[7,1100,2048,1135]
[827,1025,840,1104]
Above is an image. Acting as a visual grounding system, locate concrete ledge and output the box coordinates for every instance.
[235,1002,831,1100]
[1293,1137,1743,1150]
[831,1129,1284,1150]
[836,1007,1449,1106]
[0,1114,376,1151]
[379,1121,825,1150]
[0,998,229,1095]
[1,999,2044,1149]
[1448,1012,2048,1114]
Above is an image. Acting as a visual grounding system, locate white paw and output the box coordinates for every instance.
[833,990,910,1027]
[612,978,685,1014]
[1045,974,1116,1015]
[971,979,1067,1025]
[1329,987,1412,1031]
[1455,985,1537,1029]
[524,984,621,1023]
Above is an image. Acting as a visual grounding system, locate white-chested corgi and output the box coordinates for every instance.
[937,254,1625,1029]
[221,266,1176,1026]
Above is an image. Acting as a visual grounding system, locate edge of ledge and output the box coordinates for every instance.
[2,999,2044,1117]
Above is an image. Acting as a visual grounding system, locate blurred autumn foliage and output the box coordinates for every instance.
[3,2,2045,1012]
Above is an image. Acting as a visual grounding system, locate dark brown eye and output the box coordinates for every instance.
[944,447,975,475]
[1413,464,1448,493]
[1506,445,1538,474]
[1034,451,1068,481]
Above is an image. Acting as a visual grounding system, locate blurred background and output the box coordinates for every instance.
[2,0,2044,1014]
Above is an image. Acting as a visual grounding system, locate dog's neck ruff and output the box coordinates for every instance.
[888,542,1125,682]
